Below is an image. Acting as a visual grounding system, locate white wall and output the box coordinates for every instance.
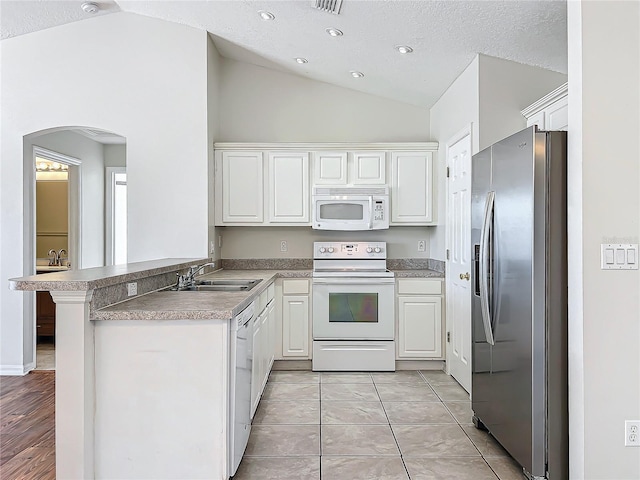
[221,226,432,259]
[104,144,126,168]
[219,58,430,143]
[568,1,640,478]
[27,130,106,268]
[217,57,432,258]
[478,55,567,151]
[428,57,480,261]
[0,12,210,374]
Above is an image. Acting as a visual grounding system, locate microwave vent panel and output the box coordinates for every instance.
[313,0,343,15]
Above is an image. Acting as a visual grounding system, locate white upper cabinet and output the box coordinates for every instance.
[312,150,385,185]
[350,151,386,184]
[391,151,434,224]
[221,151,264,223]
[522,82,568,131]
[268,152,310,223]
[215,143,438,226]
[312,152,348,185]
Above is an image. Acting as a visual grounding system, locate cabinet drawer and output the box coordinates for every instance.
[282,279,309,295]
[397,279,442,295]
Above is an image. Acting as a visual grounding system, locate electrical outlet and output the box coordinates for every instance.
[127,282,138,297]
[280,240,288,253]
[418,240,426,252]
[625,420,640,446]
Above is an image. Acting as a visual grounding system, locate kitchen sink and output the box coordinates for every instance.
[163,279,261,292]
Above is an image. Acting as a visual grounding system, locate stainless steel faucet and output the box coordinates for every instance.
[47,249,68,266]
[47,249,59,266]
[176,262,216,289]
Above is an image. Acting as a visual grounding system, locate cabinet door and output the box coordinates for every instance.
[312,152,348,185]
[397,296,442,358]
[350,152,386,184]
[268,152,310,223]
[222,151,264,223]
[391,151,434,224]
[546,96,568,131]
[260,311,270,391]
[282,295,309,357]
[267,301,276,370]
[251,315,263,418]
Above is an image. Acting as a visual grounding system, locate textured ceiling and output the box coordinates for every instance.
[1,0,567,108]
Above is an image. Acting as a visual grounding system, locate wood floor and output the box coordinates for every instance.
[0,371,55,479]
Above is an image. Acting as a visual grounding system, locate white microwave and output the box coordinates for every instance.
[312,186,389,230]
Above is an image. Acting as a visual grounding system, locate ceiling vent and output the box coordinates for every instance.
[314,0,343,15]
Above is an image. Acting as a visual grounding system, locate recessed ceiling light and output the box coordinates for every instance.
[350,71,364,78]
[325,28,343,37]
[396,45,413,54]
[258,11,275,20]
[295,58,308,64]
[81,2,99,14]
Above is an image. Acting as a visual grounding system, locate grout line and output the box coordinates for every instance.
[372,375,412,480]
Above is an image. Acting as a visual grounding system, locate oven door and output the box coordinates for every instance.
[312,277,395,340]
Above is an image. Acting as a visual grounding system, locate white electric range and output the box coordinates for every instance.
[311,241,395,371]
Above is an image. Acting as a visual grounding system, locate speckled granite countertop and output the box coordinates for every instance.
[93,269,312,321]
[391,269,444,278]
[9,258,208,291]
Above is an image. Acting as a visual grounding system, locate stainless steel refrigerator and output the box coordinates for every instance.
[471,126,568,480]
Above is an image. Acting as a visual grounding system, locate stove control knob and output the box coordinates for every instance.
[366,247,373,253]
[328,247,335,253]
[374,247,381,253]
[319,247,326,253]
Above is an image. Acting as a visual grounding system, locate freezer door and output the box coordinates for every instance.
[471,147,493,401]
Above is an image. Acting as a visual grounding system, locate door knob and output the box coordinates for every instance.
[459,272,470,281]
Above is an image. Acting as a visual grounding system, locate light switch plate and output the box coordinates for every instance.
[601,244,639,270]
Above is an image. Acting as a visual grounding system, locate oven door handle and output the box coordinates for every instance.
[368,196,374,229]
[313,277,396,285]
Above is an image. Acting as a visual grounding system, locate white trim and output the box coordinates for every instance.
[214,142,439,151]
[34,146,81,166]
[105,167,126,265]
[0,363,34,376]
[444,124,473,381]
[521,82,569,118]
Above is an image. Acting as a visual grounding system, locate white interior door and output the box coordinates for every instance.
[446,128,472,393]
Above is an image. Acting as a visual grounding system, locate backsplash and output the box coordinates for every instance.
[387,258,445,273]
[221,258,312,270]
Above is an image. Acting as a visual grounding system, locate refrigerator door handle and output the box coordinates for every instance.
[479,191,496,346]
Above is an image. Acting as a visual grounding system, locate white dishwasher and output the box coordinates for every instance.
[228,301,255,477]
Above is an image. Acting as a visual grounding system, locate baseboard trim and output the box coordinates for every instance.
[272,359,444,372]
[272,360,312,371]
[396,360,445,371]
[0,364,32,376]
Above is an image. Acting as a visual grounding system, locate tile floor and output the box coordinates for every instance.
[233,370,527,480]
[35,343,55,371]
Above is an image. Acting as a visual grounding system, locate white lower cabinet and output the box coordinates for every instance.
[250,283,275,418]
[396,279,444,359]
[281,279,310,358]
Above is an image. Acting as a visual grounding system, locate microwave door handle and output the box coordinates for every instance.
[368,196,373,229]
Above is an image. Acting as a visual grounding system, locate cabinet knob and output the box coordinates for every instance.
[459,272,470,281]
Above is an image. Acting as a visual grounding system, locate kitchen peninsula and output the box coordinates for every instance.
[9,259,311,480]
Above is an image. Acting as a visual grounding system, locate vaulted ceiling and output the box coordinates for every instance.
[1,0,567,108]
